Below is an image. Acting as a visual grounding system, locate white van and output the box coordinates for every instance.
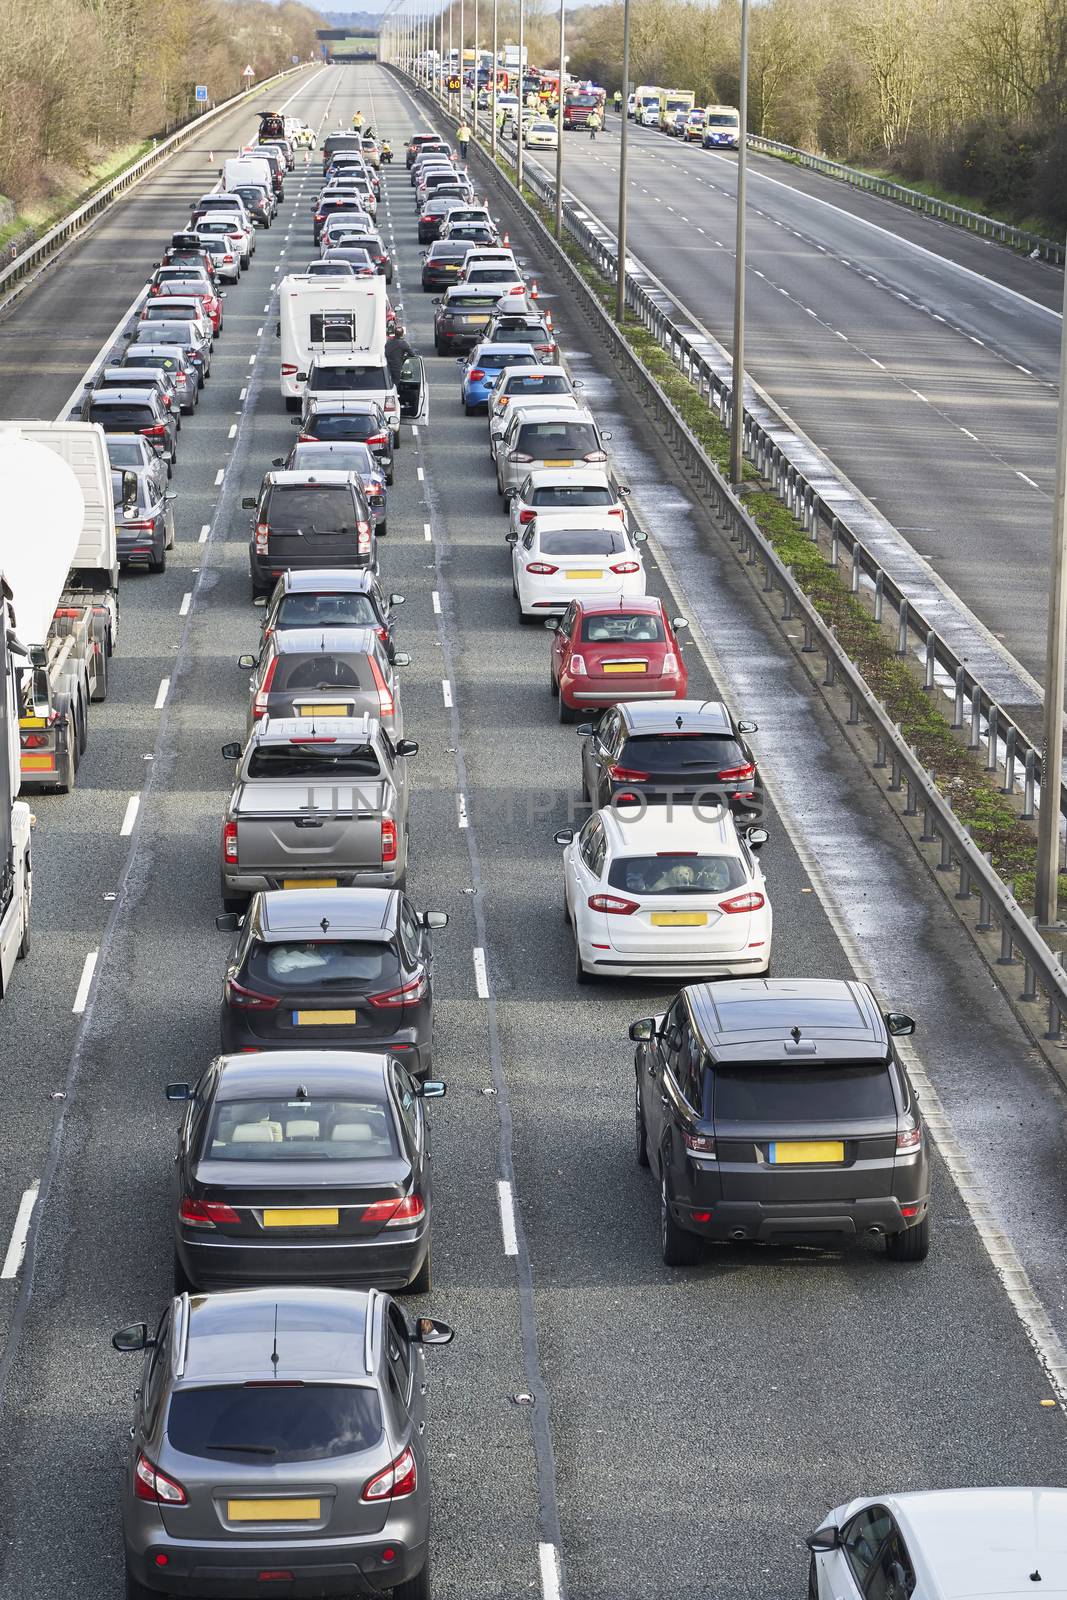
[278,275,388,410]
[222,155,275,196]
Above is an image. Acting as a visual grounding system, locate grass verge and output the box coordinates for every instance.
[0,139,154,252]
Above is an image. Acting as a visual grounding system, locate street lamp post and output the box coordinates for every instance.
[448,2,453,110]
[728,0,750,487]
[516,0,525,189]
[491,0,499,158]
[1035,238,1067,927]
[554,2,565,238]
[473,0,480,138]
[615,0,631,320]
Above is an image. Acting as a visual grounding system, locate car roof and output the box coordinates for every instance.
[272,626,377,655]
[105,432,150,448]
[618,699,733,734]
[257,887,396,935]
[181,1282,379,1383]
[281,568,377,594]
[89,390,159,406]
[513,406,594,426]
[524,467,611,489]
[532,511,625,534]
[500,364,567,381]
[879,1488,1067,1596]
[255,712,378,744]
[264,469,358,487]
[102,367,162,381]
[687,978,889,1063]
[575,594,664,615]
[600,804,736,853]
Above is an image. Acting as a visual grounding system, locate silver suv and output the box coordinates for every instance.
[114,1286,453,1599]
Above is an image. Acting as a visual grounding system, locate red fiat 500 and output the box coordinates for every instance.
[548,596,689,721]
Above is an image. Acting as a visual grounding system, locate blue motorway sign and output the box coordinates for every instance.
[194,84,208,102]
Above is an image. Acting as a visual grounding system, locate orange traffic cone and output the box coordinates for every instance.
[531,281,539,298]
[503,231,510,246]
[208,151,214,163]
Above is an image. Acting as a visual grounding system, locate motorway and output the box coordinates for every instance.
[516,117,1063,695]
[0,59,1066,1600]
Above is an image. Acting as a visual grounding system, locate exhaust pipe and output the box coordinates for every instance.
[730,1229,747,1241]
[866,1224,884,1236]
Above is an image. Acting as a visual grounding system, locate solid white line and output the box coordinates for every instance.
[869,357,885,369]
[119,796,140,838]
[228,423,237,439]
[835,330,848,340]
[472,947,488,998]
[0,1185,39,1280]
[432,591,441,614]
[72,951,98,1015]
[959,427,978,440]
[423,522,432,542]
[248,354,257,365]
[154,677,170,709]
[497,1180,519,1255]
[970,335,985,345]
[1016,365,1032,375]
[456,793,468,829]
[256,325,264,336]
[441,679,453,707]
[213,468,225,486]
[262,302,271,313]
[179,592,192,617]
[239,387,248,401]
[911,390,929,403]
[539,1543,562,1600]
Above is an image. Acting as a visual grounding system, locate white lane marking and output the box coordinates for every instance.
[1,1185,39,1280]
[72,951,98,1015]
[457,793,468,829]
[835,330,848,340]
[970,335,985,346]
[179,592,192,617]
[248,354,257,365]
[959,426,978,440]
[239,387,247,401]
[411,424,419,437]
[539,1543,562,1600]
[228,423,237,439]
[1017,471,1040,488]
[432,591,441,614]
[911,390,929,402]
[213,468,225,486]
[417,466,425,481]
[119,797,140,837]
[869,357,886,369]
[441,679,453,707]
[154,677,170,709]
[263,302,271,313]
[1016,365,1032,374]
[497,1180,519,1255]
[472,947,489,998]
[423,522,432,542]
[199,523,210,542]
[256,325,264,336]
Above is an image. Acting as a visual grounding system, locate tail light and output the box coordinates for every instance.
[381,818,398,863]
[526,562,558,575]
[134,1454,187,1506]
[281,363,298,376]
[469,368,485,380]
[508,284,524,295]
[420,213,434,222]
[222,821,239,862]
[149,284,161,295]
[535,343,555,355]
[509,451,533,463]
[718,892,766,914]
[161,394,173,409]
[140,424,167,439]
[683,1132,717,1156]
[298,433,314,442]
[362,1445,417,1503]
[609,507,625,519]
[222,254,234,264]
[718,763,755,782]
[568,653,587,675]
[357,521,371,555]
[365,433,387,446]
[583,450,607,463]
[252,657,278,719]
[254,521,270,555]
[179,1196,243,1226]
[21,732,48,748]
[518,509,536,525]
[610,561,640,574]
[608,764,649,781]
[661,651,680,674]
[896,1126,922,1151]
[368,972,429,1008]
[224,976,280,1011]
[228,231,242,241]
[186,347,199,360]
[588,893,639,914]
[369,654,394,717]
[123,519,155,531]
[374,625,389,645]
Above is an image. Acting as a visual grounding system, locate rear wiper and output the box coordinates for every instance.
[206,1442,277,1455]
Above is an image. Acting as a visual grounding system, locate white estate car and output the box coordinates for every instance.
[508,511,647,618]
[508,467,628,535]
[807,1487,1067,1600]
[488,366,579,454]
[554,804,771,981]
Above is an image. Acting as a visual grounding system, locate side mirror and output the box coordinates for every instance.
[576,723,594,737]
[165,1082,192,1101]
[238,654,258,670]
[886,1012,916,1036]
[420,1080,447,1098]
[455,357,466,365]
[432,297,441,305]
[389,593,405,606]
[617,485,631,496]
[271,456,285,467]
[414,1316,454,1346]
[395,738,419,757]
[111,1322,152,1353]
[746,828,769,850]
[601,431,613,442]
[628,1017,655,1042]
[221,741,241,760]
[422,910,449,929]
[161,450,173,462]
[573,379,584,388]
[241,496,257,509]
[505,530,518,545]
[393,652,412,667]
[291,416,302,425]
[164,490,177,502]
[806,1528,841,1553]
[554,828,574,845]
[296,370,307,382]
[632,528,647,543]
[215,912,240,932]
[737,719,758,734]
[253,595,267,609]
[543,617,559,631]
[672,617,689,631]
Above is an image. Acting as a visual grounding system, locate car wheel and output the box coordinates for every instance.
[17,887,30,959]
[391,1552,432,1600]
[378,519,388,537]
[807,1554,819,1600]
[549,662,558,698]
[660,1171,701,1266]
[173,1250,194,1296]
[403,1247,432,1295]
[884,1214,930,1262]
[148,543,166,575]
[386,468,395,486]
[464,399,476,415]
[125,1560,158,1600]
[220,881,246,914]
[558,694,575,724]
[285,396,301,413]
[635,1076,649,1167]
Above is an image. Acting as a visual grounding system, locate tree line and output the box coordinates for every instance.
[0,0,322,210]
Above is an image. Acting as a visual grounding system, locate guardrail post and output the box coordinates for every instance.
[874,733,887,769]
[1022,921,1039,999]
[851,551,861,594]
[998,922,1016,965]
[830,517,840,568]
[952,667,966,729]
[802,620,815,653]
[957,854,972,899]
[1022,750,1037,819]
[897,597,909,655]
[1001,725,1017,793]
[905,775,918,816]
[977,853,994,930]
[924,630,936,690]
[1046,989,1063,1042]
[968,686,982,750]
[824,649,836,688]
[889,747,903,792]
[848,690,861,725]
[781,573,793,621]
[873,570,884,624]
[985,705,999,773]
[921,778,937,840]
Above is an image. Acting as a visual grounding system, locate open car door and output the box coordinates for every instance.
[397,354,427,422]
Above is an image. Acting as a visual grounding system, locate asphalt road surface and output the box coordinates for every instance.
[0,61,1066,1600]
[518,116,1063,693]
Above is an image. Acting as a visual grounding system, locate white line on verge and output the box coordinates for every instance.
[423,522,432,542]
[539,1543,562,1600]
[497,1180,518,1255]
[456,793,468,829]
[432,591,441,614]
[199,523,210,541]
[1017,471,1040,488]
[416,466,425,481]
[0,1186,39,1280]
[472,947,488,998]
[119,797,140,837]
[441,679,453,707]
[228,423,237,439]
[72,951,98,1015]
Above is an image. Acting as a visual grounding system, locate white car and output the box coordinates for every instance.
[488,366,579,453]
[555,804,770,981]
[508,511,646,618]
[525,119,559,149]
[459,248,520,279]
[808,1488,1067,1600]
[508,468,628,535]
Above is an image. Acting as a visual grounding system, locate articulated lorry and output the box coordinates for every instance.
[0,423,118,793]
[0,552,32,1001]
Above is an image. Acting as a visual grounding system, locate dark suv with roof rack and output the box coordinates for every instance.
[630,977,929,1265]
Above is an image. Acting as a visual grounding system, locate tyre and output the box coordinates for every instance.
[885,1215,930,1262]
[285,396,301,413]
[635,1076,649,1167]
[125,1562,158,1600]
[148,543,166,575]
[378,519,388,537]
[17,887,30,959]
[393,430,401,453]
[549,662,558,698]
[221,881,246,914]
[173,1250,194,1295]
[660,1171,701,1266]
[558,694,575,724]
[386,468,395,486]
[77,698,88,755]
[464,400,476,415]
[392,1554,431,1600]
[404,1247,432,1295]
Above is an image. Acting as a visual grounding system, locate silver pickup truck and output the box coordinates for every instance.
[219,713,417,910]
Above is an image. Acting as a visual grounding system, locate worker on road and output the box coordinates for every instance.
[587,108,601,140]
[457,118,472,161]
[613,89,622,114]
[386,329,414,385]
[352,110,364,130]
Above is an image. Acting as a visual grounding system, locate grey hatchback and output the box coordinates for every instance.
[113,1285,453,1600]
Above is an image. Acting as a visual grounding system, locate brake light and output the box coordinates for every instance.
[588,893,639,914]
[497,397,510,408]
[610,561,640,574]
[298,433,314,442]
[662,652,679,674]
[420,213,434,222]
[683,1132,716,1156]
[508,283,524,294]
[179,1196,243,1226]
[718,763,755,782]
[567,653,587,676]
[896,1126,922,1151]
[255,521,270,555]
[357,521,371,555]
[609,507,625,519]
[469,368,485,380]
[381,818,398,863]
[222,821,239,862]
[526,562,558,575]
[21,732,47,748]
[160,394,173,409]
[224,976,281,1011]
[718,892,766,914]
[222,254,234,264]
[608,765,649,781]
[362,1445,417,1503]
[518,509,536,525]
[368,972,428,1008]
[365,433,387,447]
[252,657,277,719]
[140,424,167,439]
[281,363,298,376]
[122,519,155,531]
[509,451,533,463]
[134,1454,187,1506]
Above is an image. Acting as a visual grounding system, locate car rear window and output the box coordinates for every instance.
[308,413,382,441]
[580,611,663,642]
[272,653,372,693]
[309,365,385,391]
[712,1065,896,1123]
[106,441,145,466]
[517,422,598,456]
[429,244,470,261]
[621,734,747,772]
[89,404,153,430]
[265,486,359,532]
[466,267,519,284]
[247,939,401,992]
[506,374,569,394]
[167,1384,384,1463]
[290,444,375,474]
[276,593,378,629]
[144,301,199,317]
[534,485,613,509]
[447,293,500,310]
[245,745,382,779]
[608,855,745,895]
[539,528,625,555]
[125,354,181,374]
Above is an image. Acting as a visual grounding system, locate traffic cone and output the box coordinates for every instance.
[208,151,214,163]
[503,231,510,246]
[531,281,539,299]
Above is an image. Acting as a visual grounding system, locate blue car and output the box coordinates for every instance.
[459,340,541,414]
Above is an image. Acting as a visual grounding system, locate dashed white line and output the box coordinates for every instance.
[441,678,453,707]
[1017,471,1040,488]
[1015,364,1032,375]
[472,946,489,998]
[1,1185,39,1281]
[959,426,978,440]
[834,330,848,340]
[456,793,468,829]
[72,950,98,1015]
[238,387,247,402]
[248,354,257,365]
[416,466,425,481]
[214,468,225,486]
[199,522,210,541]
[497,1180,519,1255]
[432,591,441,614]
[868,357,886,369]
[910,390,929,403]
[179,592,192,617]
[256,326,264,336]
[423,522,432,542]
[154,677,170,709]
[262,302,271,313]
[969,335,985,346]
[119,796,140,838]
[539,1543,562,1600]
[228,423,237,439]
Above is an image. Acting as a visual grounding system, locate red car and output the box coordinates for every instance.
[549,596,689,722]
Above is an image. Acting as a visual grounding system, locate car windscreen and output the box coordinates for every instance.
[480,351,536,371]
[167,1383,384,1463]
[518,422,598,456]
[245,744,381,778]
[534,484,613,509]
[276,593,379,630]
[580,610,664,642]
[712,1065,895,1123]
[707,113,738,126]
[621,734,748,773]
[505,374,569,394]
[538,527,626,555]
[272,652,371,692]
[89,404,154,430]
[309,366,386,392]
[265,486,359,532]
[608,855,745,895]
[307,413,382,441]
[246,938,401,992]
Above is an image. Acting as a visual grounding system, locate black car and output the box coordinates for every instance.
[277,439,389,534]
[296,400,395,482]
[630,978,929,1264]
[313,196,368,243]
[407,134,451,168]
[579,699,764,830]
[111,467,175,573]
[86,365,179,422]
[259,569,404,655]
[433,287,506,355]
[422,239,472,291]
[245,469,377,598]
[357,231,393,281]
[168,1047,446,1293]
[417,195,463,244]
[322,130,365,169]
[217,888,446,1072]
[232,182,274,225]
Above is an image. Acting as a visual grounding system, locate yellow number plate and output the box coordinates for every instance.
[566,569,603,579]
[543,458,573,467]
[603,661,647,674]
[282,878,337,889]
[769,1141,845,1165]
[293,1009,356,1026]
[19,716,46,729]
[467,314,490,324]
[651,911,708,926]
[296,704,347,716]
[262,1208,339,1228]
[228,1498,321,1521]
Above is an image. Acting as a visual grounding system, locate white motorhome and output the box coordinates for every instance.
[278,274,388,410]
